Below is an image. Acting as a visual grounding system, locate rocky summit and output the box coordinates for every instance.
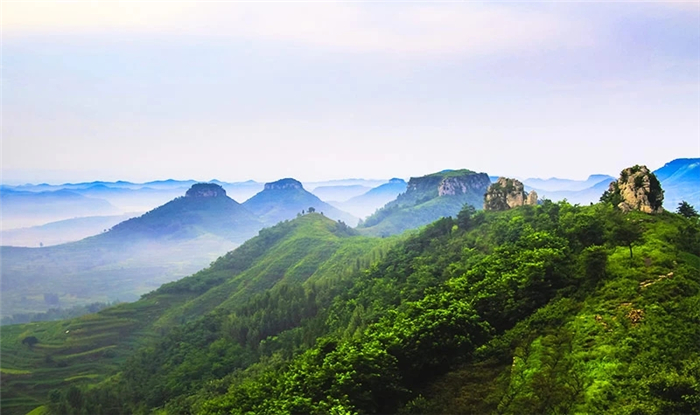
[484,177,538,211]
[602,165,664,213]
[185,183,227,198]
[264,178,304,191]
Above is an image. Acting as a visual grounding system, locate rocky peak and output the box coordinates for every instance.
[264,178,303,191]
[437,175,491,196]
[405,170,490,198]
[601,165,664,213]
[185,183,227,198]
[484,177,538,211]
[388,178,406,184]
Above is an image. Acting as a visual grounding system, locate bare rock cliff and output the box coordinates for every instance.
[484,177,538,211]
[602,165,664,213]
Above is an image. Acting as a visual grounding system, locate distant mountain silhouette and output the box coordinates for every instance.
[243,178,358,226]
[653,158,700,209]
[335,178,408,219]
[0,183,264,318]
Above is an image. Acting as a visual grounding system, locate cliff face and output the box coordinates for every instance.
[603,165,664,213]
[264,178,303,191]
[484,177,538,211]
[438,175,492,197]
[402,170,491,203]
[185,183,227,198]
[359,169,491,236]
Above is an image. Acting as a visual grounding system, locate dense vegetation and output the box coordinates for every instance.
[22,199,699,414]
[0,214,393,415]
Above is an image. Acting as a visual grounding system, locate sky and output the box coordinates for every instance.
[2,1,699,184]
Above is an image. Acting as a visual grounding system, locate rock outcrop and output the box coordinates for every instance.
[601,165,664,213]
[484,177,538,211]
[403,170,491,200]
[264,178,303,191]
[185,183,227,198]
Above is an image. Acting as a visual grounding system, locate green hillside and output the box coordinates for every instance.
[12,198,699,415]
[359,169,491,236]
[0,214,395,415]
[0,184,263,319]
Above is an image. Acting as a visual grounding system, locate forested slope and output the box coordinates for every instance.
[38,200,700,415]
[0,214,394,415]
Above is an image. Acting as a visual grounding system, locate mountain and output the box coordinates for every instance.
[310,184,373,202]
[243,178,359,226]
[302,178,389,189]
[5,198,699,415]
[358,169,491,236]
[71,185,185,212]
[0,184,263,318]
[0,213,139,247]
[653,158,700,209]
[522,174,615,192]
[0,188,120,229]
[105,183,262,242]
[335,178,408,219]
[528,176,616,205]
[0,213,393,415]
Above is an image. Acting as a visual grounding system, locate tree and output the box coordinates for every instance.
[457,204,477,230]
[609,215,643,259]
[308,207,316,213]
[677,201,699,219]
[22,336,39,348]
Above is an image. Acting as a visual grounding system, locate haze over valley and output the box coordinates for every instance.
[2,2,698,415]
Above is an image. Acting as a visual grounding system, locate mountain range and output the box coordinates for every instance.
[1,158,697,320]
[2,187,698,415]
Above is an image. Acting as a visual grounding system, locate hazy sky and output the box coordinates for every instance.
[3,1,699,184]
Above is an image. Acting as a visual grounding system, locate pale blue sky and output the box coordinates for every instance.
[3,1,699,184]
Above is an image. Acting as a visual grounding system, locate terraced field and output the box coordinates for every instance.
[0,294,186,415]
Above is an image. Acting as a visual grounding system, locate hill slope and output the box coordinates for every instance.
[0,184,263,318]
[653,158,700,209]
[358,169,490,236]
[243,178,358,226]
[335,178,408,219]
[23,200,700,415]
[0,214,394,415]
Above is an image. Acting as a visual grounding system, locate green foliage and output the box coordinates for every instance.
[678,201,699,219]
[9,200,700,415]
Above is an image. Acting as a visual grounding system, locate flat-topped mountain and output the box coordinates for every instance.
[185,183,228,198]
[107,183,262,242]
[243,178,358,226]
[0,184,264,318]
[358,169,490,236]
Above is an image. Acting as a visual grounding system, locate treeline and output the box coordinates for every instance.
[47,201,700,414]
[1,302,116,326]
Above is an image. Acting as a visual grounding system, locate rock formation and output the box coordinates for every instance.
[484,177,538,211]
[403,170,491,200]
[601,165,664,213]
[185,183,227,198]
[264,178,304,191]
